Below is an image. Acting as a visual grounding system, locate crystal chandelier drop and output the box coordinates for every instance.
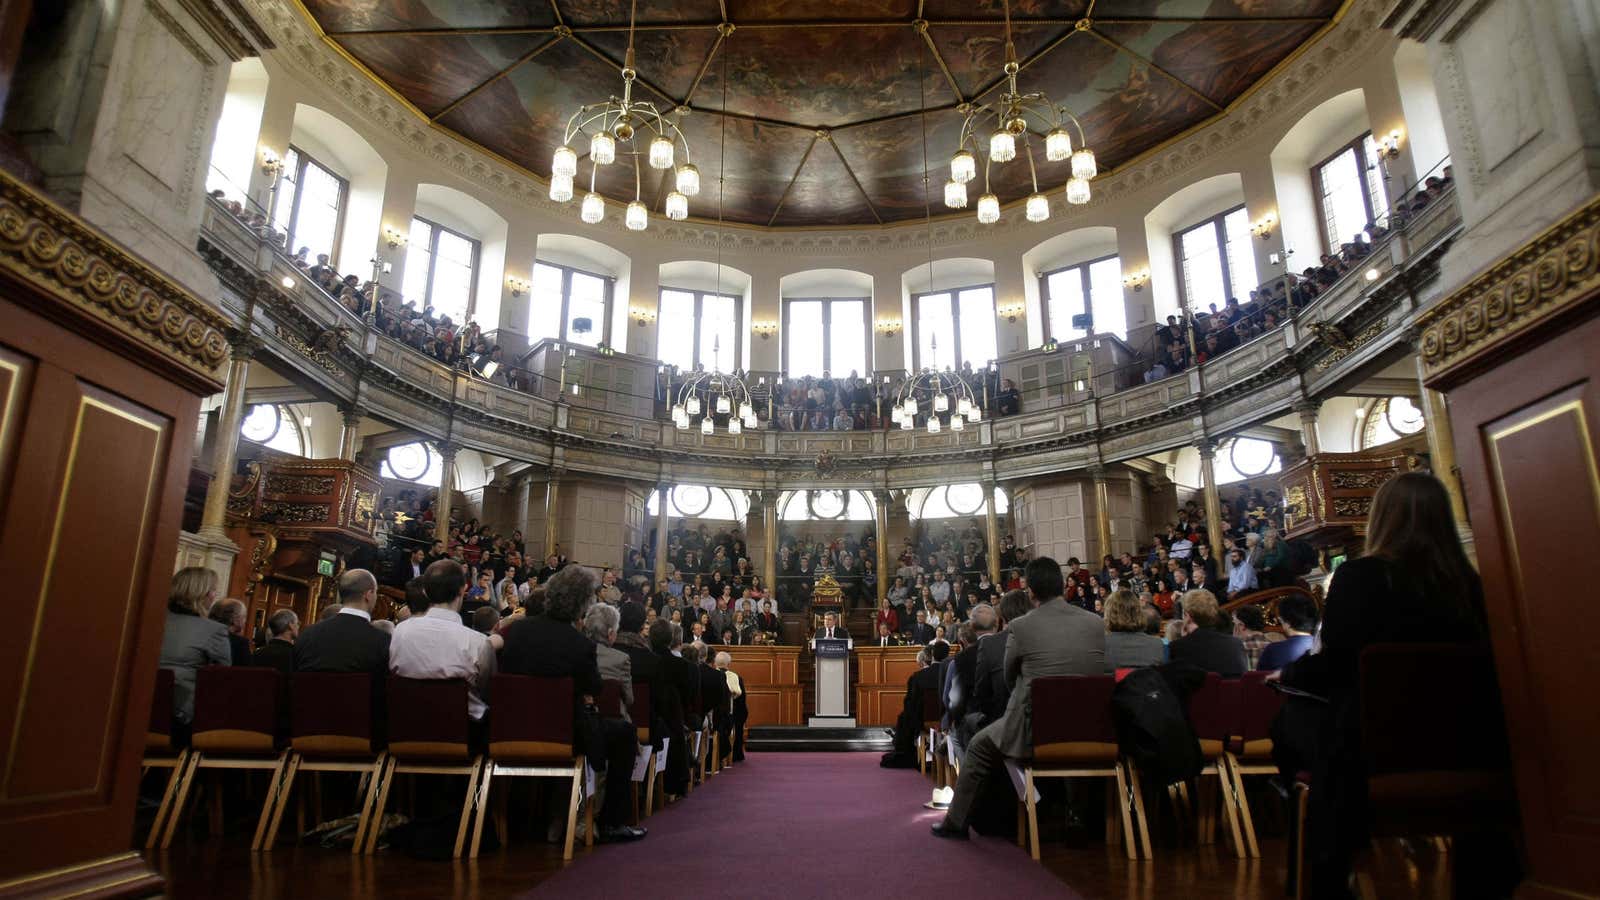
[549,0,695,231]
[945,0,1096,225]
[895,367,983,435]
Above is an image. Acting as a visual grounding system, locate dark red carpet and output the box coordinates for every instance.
[523,752,1082,899]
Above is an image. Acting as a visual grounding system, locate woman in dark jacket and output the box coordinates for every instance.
[1274,472,1492,898]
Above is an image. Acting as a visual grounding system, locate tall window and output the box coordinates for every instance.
[1041,254,1126,341]
[270,146,347,266]
[783,298,867,378]
[1175,206,1257,313]
[400,216,480,325]
[656,288,742,371]
[1314,133,1390,252]
[527,261,614,348]
[912,284,996,370]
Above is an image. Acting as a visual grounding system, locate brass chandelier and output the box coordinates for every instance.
[549,0,697,230]
[944,1,1097,224]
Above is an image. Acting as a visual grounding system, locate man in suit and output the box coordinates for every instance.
[294,569,391,675]
[585,604,633,723]
[887,643,948,764]
[1167,589,1248,677]
[970,589,1035,730]
[614,603,666,737]
[946,604,998,755]
[907,609,936,645]
[873,622,903,647]
[651,619,694,797]
[499,566,645,844]
[812,610,850,644]
[933,557,1107,839]
[714,651,748,764]
[250,609,299,673]
[209,598,251,666]
[397,547,425,585]
[693,642,727,754]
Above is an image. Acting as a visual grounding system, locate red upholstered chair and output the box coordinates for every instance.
[261,673,387,853]
[161,666,290,851]
[1020,675,1151,861]
[1186,673,1248,856]
[914,687,942,779]
[142,668,189,850]
[468,675,589,860]
[627,682,658,819]
[1224,670,1286,858]
[368,677,483,857]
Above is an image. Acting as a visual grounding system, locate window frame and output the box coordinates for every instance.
[530,259,616,347]
[657,285,745,371]
[1172,204,1249,314]
[910,282,997,371]
[780,296,870,377]
[1311,131,1386,254]
[1039,252,1119,341]
[273,144,349,269]
[407,215,482,322]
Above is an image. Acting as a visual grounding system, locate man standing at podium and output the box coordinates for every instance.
[812,610,851,644]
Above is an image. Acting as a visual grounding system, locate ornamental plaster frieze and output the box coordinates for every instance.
[244,0,1389,255]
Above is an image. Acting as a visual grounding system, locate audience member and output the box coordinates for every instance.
[250,609,299,673]
[1103,589,1165,670]
[389,560,497,721]
[294,569,390,676]
[1231,605,1272,670]
[1167,589,1248,677]
[1256,594,1317,671]
[209,598,251,666]
[159,567,232,724]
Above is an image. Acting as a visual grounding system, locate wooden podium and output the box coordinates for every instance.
[723,645,802,726]
[853,647,926,726]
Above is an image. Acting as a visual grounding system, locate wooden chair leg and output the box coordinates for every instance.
[916,734,925,775]
[145,752,188,851]
[641,750,656,819]
[1291,782,1310,900]
[1105,776,1121,849]
[469,761,495,858]
[263,753,302,850]
[493,779,509,849]
[365,756,397,854]
[1228,755,1262,859]
[562,760,584,861]
[1126,760,1153,861]
[350,754,385,855]
[1016,799,1027,849]
[1216,758,1246,859]
[1025,768,1042,862]
[583,769,595,850]
[250,752,290,852]
[452,759,483,859]
[160,752,203,850]
[1113,764,1137,860]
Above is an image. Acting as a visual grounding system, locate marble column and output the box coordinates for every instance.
[874,490,891,603]
[338,405,362,461]
[1198,442,1227,562]
[1294,399,1322,457]
[761,492,779,595]
[1090,467,1113,563]
[653,483,671,585]
[543,473,563,559]
[984,482,1002,584]
[199,337,255,536]
[433,443,458,540]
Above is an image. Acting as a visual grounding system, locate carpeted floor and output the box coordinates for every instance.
[523,753,1082,899]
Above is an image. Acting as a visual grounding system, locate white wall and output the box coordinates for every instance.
[206,59,268,204]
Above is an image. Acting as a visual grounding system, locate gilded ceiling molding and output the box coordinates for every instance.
[243,0,1389,255]
[0,171,230,383]
[1417,191,1600,386]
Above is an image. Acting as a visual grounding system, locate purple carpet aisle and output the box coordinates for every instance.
[521,753,1083,900]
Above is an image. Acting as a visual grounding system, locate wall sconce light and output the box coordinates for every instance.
[259,147,283,178]
[1251,214,1276,241]
[630,306,658,327]
[1364,267,1380,282]
[752,320,779,341]
[1042,338,1059,353]
[874,318,902,339]
[383,225,408,249]
[997,301,1025,323]
[1378,129,1403,161]
[280,275,296,289]
[1122,269,1150,293]
[506,275,529,297]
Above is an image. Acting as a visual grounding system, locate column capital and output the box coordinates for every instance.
[1086,464,1109,481]
[339,404,364,426]
[1293,398,1322,416]
[871,488,893,507]
[227,331,261,360]
[435,440,459,460]
[1196,439,1218,459]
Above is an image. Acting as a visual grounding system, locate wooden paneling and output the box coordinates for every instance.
[726,646,801,726]
[0,298,203,890]
[855,647,923,727]
[1448,312,1600,898]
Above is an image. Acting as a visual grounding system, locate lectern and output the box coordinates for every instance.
[812,638,853,725]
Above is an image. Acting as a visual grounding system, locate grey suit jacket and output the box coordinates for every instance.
[995,598,1107,758]
[596,642,634,724]
[159,611,232,723]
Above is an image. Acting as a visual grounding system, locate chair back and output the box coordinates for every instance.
[1186,672,1238,756]
[290,672,376,757]
[191,666,285,754]
[920,687,943,726]
[386,677,472,761]
[148,668,177,751]
[1359,643,1508,775]
[487,675,576,763]
[1029,675,1119,763]
[629,681,652,741]
[1233,671,1283,757]
[598,680,626,719]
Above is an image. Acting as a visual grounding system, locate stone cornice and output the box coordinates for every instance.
[244,0,1390,255]
[0,171,228,391]
[1417,191,1600,387]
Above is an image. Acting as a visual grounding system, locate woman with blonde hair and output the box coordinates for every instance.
[1103,588,1165,669]
[159,567,232,725]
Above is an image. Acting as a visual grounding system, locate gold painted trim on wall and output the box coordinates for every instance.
[1418,191,1600,387]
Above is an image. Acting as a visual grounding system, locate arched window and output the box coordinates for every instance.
[401,216,479,324]
[528,260,614,347]
[1313,133,1389,251]
[657,288,742,372]
[1041,254,1126,341]
[1359,396,1425,449]
[1176,205,1256,310]
[646,485,749,521]
[239,404,305,456]
[778,489,875,521]
[270,146,347,266]
[912,284,997,370]
[1213,436,1281,486]
[380,441,445,487]
[907,484,1009,520]
[784,298,867,378]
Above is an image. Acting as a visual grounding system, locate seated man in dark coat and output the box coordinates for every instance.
[651,619,694,797]
[881,643,949,767]
[293,569,390,676]
[1167,589,1249,677]
[249,609,299,673]
[499,566,646,844]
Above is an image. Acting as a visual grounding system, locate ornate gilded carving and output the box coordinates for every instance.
[243,526,278,606]
[260,501,330,524]
[0,172,229,381]
[1332,497,1371,518]
[1418,192,1600,384]
[1329,469,1398,490]
[265,474,335,495]
[1284,484,1309,526]
[353,490,376,534]
[1313,319,1386,371]
[275,324,346,377]
[813,449,837,478]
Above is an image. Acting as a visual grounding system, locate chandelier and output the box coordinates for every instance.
[549,0,697,230]
[944,1,1097,224]
[893,364,982,435]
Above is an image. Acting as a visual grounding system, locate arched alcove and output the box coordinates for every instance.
[532,233,633,350]
[1022,226,1124,342]
[410,183,510,329]
[1392,41,1451,182]
[778,269,873,377]
[1143,174,1249,322]
[657,260,754,371]
[205,59,268,204]
[287,104,388,272]
[900,258,998,371]
[1270,89,1376,261]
